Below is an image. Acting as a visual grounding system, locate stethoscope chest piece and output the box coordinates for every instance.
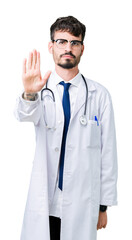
[80,115,87,126]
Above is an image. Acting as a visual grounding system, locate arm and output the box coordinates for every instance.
[14,49,51,124]
[14,91,41,125]
[97,91,118,230]
[100,93,118,207]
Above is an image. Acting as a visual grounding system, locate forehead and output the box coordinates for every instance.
[54,31,82,40]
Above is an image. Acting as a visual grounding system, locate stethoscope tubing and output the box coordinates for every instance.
[41,87,55,102]
[41,74,88,117]
[81,74,88,116]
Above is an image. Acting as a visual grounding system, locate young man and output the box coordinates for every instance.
[15,16,118,240]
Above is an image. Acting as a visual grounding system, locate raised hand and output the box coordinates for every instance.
[22,49,51,94]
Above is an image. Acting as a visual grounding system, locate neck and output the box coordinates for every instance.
[55,65,79,81]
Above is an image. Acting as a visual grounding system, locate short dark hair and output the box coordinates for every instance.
[50,16,86,42]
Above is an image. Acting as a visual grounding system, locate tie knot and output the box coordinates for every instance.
[59,81,71,91]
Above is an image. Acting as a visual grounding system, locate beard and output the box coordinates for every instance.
[57,52,82,69]
[58,59,78,69]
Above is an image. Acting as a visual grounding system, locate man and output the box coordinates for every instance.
[14,16,118,240]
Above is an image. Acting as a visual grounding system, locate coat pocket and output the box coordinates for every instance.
[85,120,101,148]
[43,98,56,129]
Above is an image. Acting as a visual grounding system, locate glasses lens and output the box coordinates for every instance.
[71,41,81,47]
[56,39,68,49]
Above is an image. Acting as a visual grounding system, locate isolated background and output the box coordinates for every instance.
[0,0,132,239]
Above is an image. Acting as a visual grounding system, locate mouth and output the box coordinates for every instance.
[62,55,74,59]
[60,52,76,59]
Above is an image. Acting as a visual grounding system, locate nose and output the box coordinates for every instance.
[65,41,72,52]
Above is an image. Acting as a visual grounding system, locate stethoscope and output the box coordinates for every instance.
[41,74,88,126]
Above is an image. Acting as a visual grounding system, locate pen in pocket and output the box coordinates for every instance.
[95,116,99,126]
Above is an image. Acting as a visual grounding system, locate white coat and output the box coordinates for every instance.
[14,71,118,240]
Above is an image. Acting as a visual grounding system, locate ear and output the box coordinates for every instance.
[81,45,84,56]
[48,41,53,54]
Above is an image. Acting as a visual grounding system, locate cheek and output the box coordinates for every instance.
[52,49,58,61]
[52,51,62,65]
[73,48,83,58]
[76,50,83,59]
[53,49,64,62]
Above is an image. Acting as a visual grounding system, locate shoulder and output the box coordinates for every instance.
[85,77,113,106]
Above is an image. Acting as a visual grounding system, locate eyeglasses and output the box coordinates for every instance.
[52,39,83,49]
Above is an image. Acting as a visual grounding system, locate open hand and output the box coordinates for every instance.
[22,49,51,94]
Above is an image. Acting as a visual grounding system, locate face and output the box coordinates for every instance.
[48,31,84,69]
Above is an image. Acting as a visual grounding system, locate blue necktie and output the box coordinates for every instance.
[58,81,71,190]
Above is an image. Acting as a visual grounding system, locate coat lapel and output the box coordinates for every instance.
[45,73,64,123]
[71,77,96,121]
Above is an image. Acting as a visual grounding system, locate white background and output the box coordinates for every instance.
[0,0,132,239]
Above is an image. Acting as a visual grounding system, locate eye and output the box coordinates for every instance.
[57,39,67,45]
[71,41,80,46]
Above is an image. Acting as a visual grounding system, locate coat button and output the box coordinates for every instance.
[58,120,62,124]
[55,147,59,152]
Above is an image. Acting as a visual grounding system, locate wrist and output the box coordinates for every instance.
[23,92,38,101]
[100,205,107,212]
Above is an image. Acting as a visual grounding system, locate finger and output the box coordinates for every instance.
[36,51,40,70]
[32,49,37,68]
[103,223,107,228]
[28,52,33,69]
[23,58,27,75]
[97,226,101,230]
[97,223,101,230]
[42,70,52,84]
[40,70,52,88]
[97,223,102,230]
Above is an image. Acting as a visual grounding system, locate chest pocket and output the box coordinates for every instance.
[43,98,56,129]
[85,120,101,148]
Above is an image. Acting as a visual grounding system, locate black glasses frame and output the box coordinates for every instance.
[52,39,83,47]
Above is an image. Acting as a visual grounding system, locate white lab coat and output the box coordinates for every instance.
[14,72,118,240]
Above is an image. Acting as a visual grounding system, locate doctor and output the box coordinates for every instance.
[14,16,118,240]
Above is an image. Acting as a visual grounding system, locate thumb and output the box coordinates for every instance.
[42,70,52,85]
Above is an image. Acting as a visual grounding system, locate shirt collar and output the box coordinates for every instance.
[52,70,81,87]
[50,70,96,92]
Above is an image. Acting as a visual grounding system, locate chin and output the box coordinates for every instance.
[58,63,75,69]
[58,60,77,69]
